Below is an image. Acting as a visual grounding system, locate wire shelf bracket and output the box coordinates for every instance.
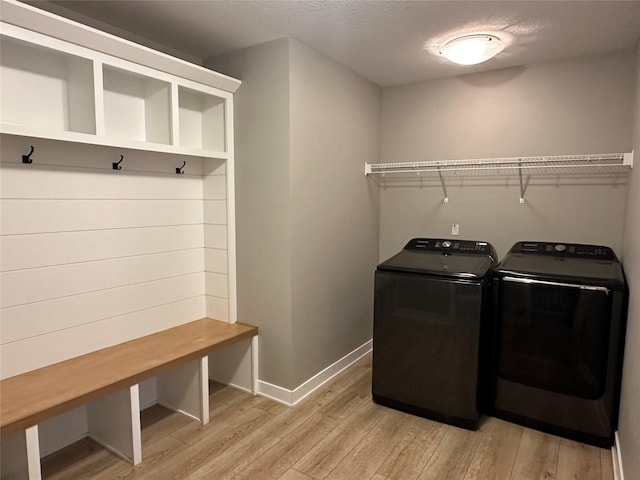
[365,151,633,203]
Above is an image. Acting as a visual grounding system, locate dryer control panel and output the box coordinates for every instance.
[513,241,615,260]
[404,238,493,255]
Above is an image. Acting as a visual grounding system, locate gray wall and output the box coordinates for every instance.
[619,42,640,480]
[289,39,380,387]
[208,38,380,390]
[379,52,635,260]
[206,39,295,388]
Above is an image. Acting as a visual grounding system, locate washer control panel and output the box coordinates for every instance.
[404,238,493,254]
[515,241,615,260]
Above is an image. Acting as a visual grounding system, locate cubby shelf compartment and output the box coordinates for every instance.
[102,65,171,145]
[178,86,226,152]
[365,152,634,203]
[0,35,96,136]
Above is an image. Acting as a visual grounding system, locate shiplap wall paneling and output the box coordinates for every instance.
[2,250,204,309]
[0,135,208,380]
[203,158,230,321]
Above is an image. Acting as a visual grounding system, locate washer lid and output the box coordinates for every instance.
[378,238,496,279]
[497,241,625,288]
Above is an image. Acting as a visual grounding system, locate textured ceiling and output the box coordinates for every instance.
[32,1,640,86]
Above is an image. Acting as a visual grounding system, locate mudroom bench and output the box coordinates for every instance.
[0,318,259,480]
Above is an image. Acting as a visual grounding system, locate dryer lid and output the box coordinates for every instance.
[378,238,496,279]
[496,241,625,288]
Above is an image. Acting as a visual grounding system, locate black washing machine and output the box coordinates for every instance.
[489,241,628,447]
[372,238,497,430]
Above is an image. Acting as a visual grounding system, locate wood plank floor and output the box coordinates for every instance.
[41,354,614,480]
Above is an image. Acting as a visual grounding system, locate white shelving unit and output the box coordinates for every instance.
[0,20,234,159]
[365,152,634,203]
[0,1,242,478]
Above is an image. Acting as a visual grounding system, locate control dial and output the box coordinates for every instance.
[442,241,452,248]
[554,244,567,252]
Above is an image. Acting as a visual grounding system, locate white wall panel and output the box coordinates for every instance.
[1,199,204,234]
[1,224,205,271]
[1,296,205,378]
[0,165,204,200]
[205,295,229,322]
[204,224,227,249]
[205,272,228,298]
[205,248,228,274]
[1,249,204,307]
[203,199,226,224]
[1,272,205,343]
[0,133,220,382]
[0,127,230,385]
[203,173,226,200]
[201,156,228,323]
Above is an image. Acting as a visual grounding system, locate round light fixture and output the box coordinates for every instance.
[439,34,504,65]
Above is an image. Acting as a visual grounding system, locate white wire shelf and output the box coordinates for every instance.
[365,152,633,203]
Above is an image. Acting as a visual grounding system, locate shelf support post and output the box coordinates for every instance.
[518,159,525,203]
[437,166,448,203]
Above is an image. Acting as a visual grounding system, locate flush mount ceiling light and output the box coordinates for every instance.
[439,34,504,65]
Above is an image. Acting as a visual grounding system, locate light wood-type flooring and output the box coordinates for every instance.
[41,354,613,480]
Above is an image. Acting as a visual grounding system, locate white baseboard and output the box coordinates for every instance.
[256,339,372,407]
[612,431,624,480]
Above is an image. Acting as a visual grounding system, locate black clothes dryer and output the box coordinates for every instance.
[488,241,628,447]
[372,238,497,430]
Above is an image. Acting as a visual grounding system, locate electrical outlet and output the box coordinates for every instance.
[451,224,460,236]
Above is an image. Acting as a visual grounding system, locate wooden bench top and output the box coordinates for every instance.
[0,318,258,436]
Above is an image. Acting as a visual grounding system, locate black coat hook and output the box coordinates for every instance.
[22,145,34,164]
[176,161,186,174]
[113,155,124,170]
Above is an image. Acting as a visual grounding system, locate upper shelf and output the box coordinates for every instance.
[365,152,633,176]
[365,152,634,203]
[0,18,233,159]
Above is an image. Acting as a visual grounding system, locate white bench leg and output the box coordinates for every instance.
[86,385,142,465]
[251,335,259,395]
[157,356,209,425]
[0,426,41,480]
[26,426,41,480]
